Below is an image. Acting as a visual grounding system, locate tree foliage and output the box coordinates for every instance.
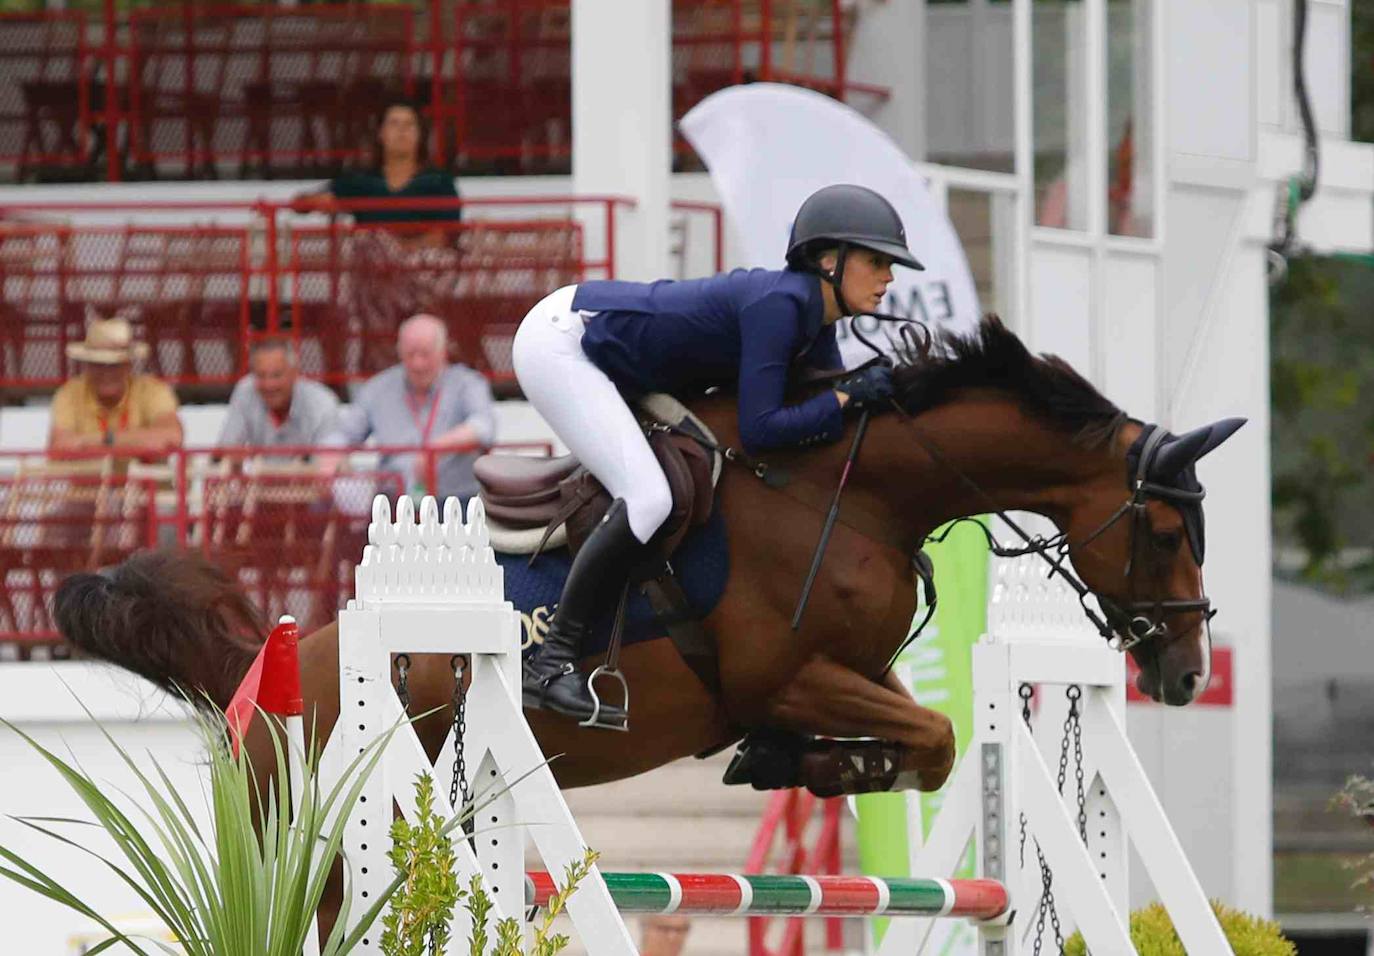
[1270,256,1374,592]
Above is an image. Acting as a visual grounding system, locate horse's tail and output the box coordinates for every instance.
[53,549,266,713]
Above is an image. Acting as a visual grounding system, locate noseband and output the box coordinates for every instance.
[898,410,1216,654]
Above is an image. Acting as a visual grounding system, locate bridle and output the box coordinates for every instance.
[898,409,1217,654]
[689,314,1218,660]
[838,314,1217,655]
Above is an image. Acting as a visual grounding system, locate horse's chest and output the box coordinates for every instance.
[817,533,914,664]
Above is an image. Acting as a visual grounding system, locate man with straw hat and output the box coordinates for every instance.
[48,311,183,456]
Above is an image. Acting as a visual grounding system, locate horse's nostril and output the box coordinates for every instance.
[1180,671,1203,696]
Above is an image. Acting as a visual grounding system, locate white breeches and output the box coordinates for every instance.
[511,285,673,544]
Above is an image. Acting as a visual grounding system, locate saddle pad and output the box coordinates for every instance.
[500,506,730,661]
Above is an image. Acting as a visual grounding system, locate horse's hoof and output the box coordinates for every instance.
[721,730,804,789]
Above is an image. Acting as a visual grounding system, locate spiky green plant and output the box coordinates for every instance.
[0,700,403,956]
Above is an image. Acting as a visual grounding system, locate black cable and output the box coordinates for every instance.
[1291,0,1320,204]
[1270,0,1321,279]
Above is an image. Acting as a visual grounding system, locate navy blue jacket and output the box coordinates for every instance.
[572,269,845,453]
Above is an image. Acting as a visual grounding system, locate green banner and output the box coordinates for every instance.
[856,519,988,947]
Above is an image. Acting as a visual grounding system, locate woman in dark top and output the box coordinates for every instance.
[295,98,460,247]
[512,184,924,729]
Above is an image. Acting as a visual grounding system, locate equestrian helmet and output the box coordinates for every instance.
[785,184,924,272]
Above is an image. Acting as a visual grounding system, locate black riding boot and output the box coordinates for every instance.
[522,498,639,729]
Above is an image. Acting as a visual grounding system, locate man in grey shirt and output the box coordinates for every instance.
[328,314,496,502]
[218,339,340,456]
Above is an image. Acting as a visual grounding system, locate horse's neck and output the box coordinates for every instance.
[855,396,1121,549]
[690,390,1119,553]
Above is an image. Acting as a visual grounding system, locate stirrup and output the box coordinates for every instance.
[580,664,630,732]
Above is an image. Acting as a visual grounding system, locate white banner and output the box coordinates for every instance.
[680,83,981,368]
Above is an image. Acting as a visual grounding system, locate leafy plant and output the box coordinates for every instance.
[524,850,597,956]
[381,770,596,956]
[1064,900,1296,956]
[1270,255,1374,592]
[0,701,402,956]
[381,773,460,956]
[1333,774,1374,904]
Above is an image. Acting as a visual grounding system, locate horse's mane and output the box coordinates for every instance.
[892,314,1126,447]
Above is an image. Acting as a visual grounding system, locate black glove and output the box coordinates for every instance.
[835,365,894,408]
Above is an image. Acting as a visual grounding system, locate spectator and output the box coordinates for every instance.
[48,313,182,458]
[639,914,690,956]
[293,97,465,376]
[327,314,495,502]
[217,339,340,459]
[295,97,460,248]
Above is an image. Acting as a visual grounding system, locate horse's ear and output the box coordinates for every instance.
[1194,417,1246,459]
[1148,418,1246,480]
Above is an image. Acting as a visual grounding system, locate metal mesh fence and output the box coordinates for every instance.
[0,2,866,182]
[0,468,159,652]
[0,222,252,389]
[195,467,405,634]
[0,13,90,177]
[0,208,589,393]
[127,5,415,179]
[0,442,544,649]
[285,218,582,383]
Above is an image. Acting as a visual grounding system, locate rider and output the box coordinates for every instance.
[511,183,924,729]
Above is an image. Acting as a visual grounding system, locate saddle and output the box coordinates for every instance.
[474,407,717,565]
[474,401,722,699]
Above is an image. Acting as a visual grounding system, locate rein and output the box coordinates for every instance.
[680,398,1215,665]
[671,304,1217,667]
[883,403,1216,656]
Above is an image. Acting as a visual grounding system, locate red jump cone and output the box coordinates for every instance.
[225,616,303,756]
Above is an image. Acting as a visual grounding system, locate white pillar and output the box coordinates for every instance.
[848,0,925,160]
[572,0,672,280]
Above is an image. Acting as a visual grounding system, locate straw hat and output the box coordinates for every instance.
[67,311,149,365]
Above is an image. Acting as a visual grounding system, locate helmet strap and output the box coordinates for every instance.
[819,242,852,317]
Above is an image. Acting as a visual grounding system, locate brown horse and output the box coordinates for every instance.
[51,317,1240,933]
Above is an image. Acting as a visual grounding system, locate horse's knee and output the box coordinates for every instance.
[918,708,956,763]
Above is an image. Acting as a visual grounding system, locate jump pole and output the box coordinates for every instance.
[526,872,1009,920]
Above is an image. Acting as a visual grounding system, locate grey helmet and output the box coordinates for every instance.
[785,184,923,315]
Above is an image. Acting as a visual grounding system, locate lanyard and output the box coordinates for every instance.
[95,397,131,434]
[404,385,442,444]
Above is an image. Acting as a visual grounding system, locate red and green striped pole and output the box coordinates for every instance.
[526,872,1008,921]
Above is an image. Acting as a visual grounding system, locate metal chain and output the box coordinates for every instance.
[1032,840,1065,956]
[395,654,411,713]
[1020,683,1064,956]
[1067,685,1088,843]
[1056,693,1073,793]
[1018,683,1033,869]
[450,655,472,838]
[1022,682,1094,956]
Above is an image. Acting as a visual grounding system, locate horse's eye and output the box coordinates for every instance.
[1152,529,1183,552]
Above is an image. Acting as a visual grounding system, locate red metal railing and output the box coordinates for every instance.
[0,1,885,182]
[670,199,725,274]
[0,196,633,392]
[0,439,552,652]
[125,4,417,179]
[745,789,845,955]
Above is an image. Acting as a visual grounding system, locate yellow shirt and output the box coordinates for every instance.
[50,374,179,438]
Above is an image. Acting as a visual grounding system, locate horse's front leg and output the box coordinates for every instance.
[764,654,955,793]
